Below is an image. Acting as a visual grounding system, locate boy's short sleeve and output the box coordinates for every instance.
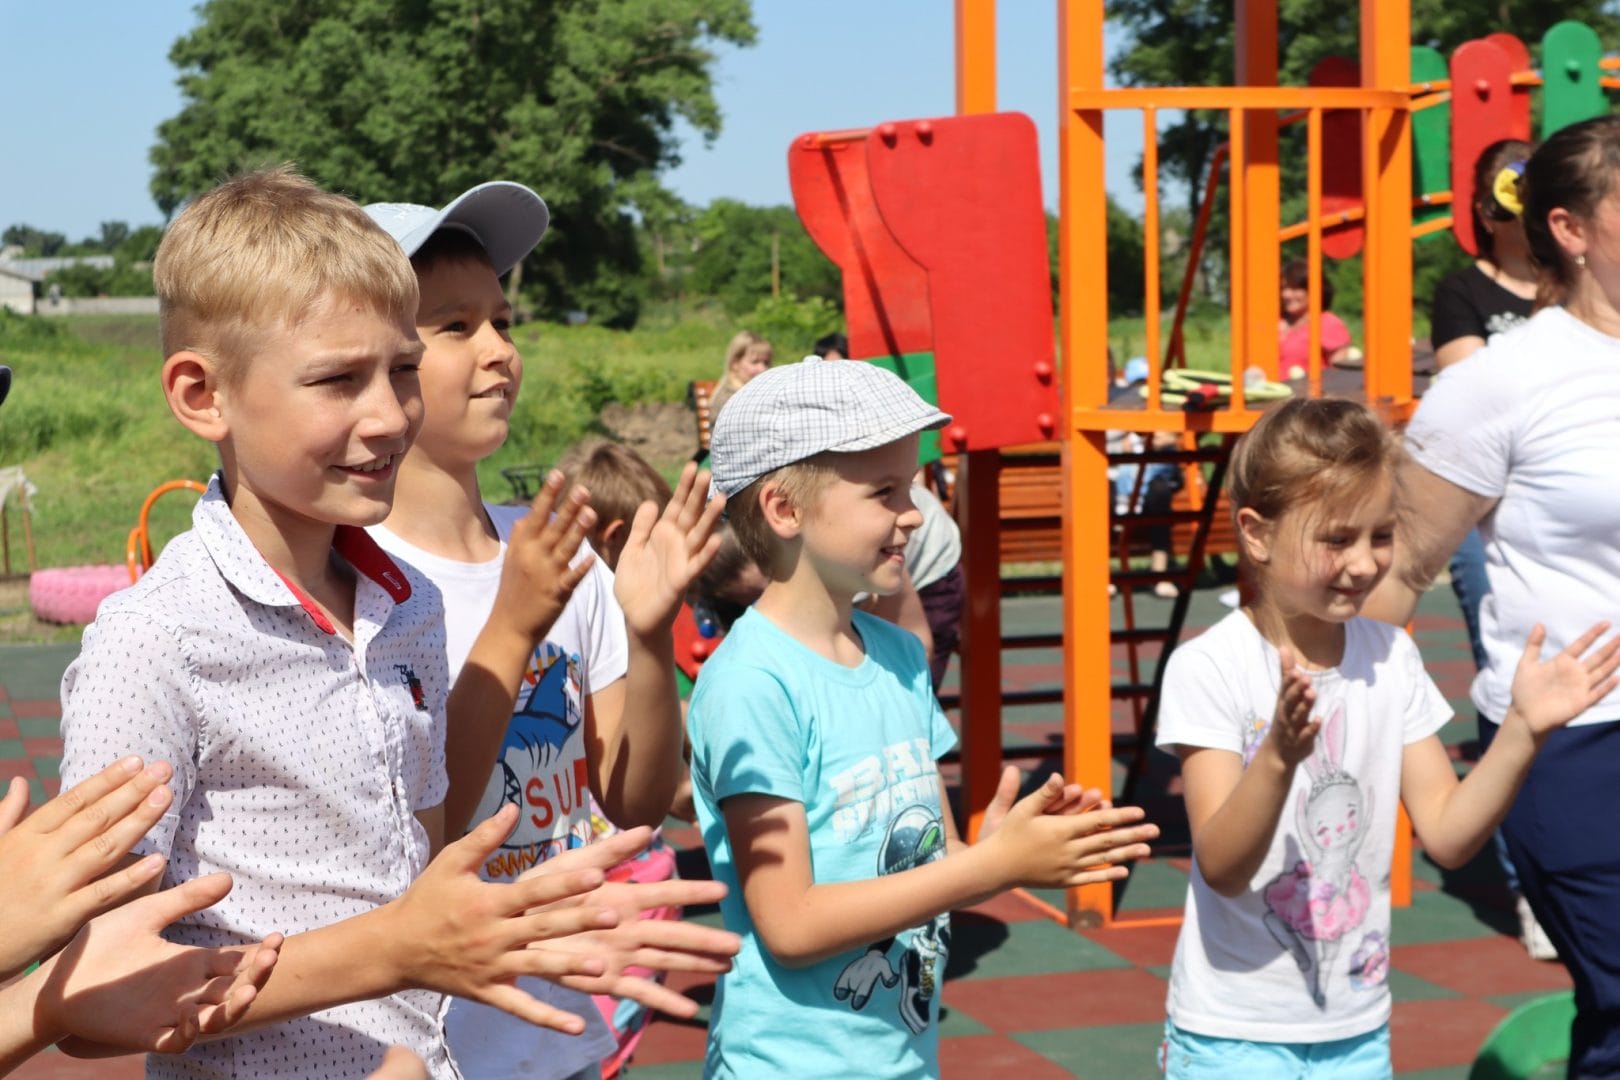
[913,641,958,761]
[1156,639,1247,755]
[691,667,808,805]
[59,612,200,859]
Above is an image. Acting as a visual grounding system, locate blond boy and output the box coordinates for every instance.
[59,168,731,1078]
[688,358,1161,1077]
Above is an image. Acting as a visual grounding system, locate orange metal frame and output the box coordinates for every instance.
[953,0,1424,927]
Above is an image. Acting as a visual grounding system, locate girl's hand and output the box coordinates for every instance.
[1508,622,1620,738]
[1264,646,1321,767]
[978,767,1105,840]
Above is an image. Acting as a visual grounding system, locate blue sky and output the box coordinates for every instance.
[3,2,1148,239]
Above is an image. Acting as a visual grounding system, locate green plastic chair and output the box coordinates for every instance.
[1470,991,1574,1080]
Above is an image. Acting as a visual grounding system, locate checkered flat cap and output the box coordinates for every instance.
[709,356,951,498]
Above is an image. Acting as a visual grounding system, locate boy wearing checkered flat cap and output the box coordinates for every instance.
[687,358,1161,1078]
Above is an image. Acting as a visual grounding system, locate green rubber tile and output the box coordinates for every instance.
[33,756,59,779]
[622,1062,704,1080]
[0,643,81,699]
[1389,966,1462,1003]
[1116,859,1190,912]
[1488,988,1573,1013]
[951,917,1132,980]
[1391,886,1501,946]
[18,717,59,740]
[937,1001,992,1039]
[1147,964,1172,981]
[1016,1020,1165,1079]
[0,739,24,761]
[1397,1068,1473,1079]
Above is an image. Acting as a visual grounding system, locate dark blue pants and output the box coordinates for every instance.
[1486,717,1620,1077]
[1449,527,1491,671]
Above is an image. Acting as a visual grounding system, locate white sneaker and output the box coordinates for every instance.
[1516,896,1559,961]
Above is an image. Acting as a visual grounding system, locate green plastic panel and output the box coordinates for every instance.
[863,351,942,464]
[1412,45,1451,227]
[1542,21,1606,139]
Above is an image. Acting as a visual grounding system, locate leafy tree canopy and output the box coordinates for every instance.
[150,0,756,327]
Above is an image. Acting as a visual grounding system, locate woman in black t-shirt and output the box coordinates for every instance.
[1429,139,1537,369]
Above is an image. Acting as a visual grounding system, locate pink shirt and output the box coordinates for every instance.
[1279,312,1351,369]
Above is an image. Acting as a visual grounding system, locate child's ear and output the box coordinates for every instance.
[1235,507,1274,565]
[758,479,802,541]
[163,350,228,443]
[597,518,629,565]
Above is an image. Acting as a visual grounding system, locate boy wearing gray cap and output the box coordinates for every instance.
[688,358,1160,1077]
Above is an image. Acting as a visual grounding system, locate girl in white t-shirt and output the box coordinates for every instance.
[1155,398,1620,1078]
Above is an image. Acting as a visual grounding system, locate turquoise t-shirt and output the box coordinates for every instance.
[688,608,959,1079]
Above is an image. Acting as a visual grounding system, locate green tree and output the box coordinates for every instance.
[2,225,67,256]
[150,0,756,328]
[686,199,841,316]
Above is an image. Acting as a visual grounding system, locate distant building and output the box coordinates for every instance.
[0,254,115,283]
[0,267,34,315]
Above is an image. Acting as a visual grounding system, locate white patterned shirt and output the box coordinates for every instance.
[60,476,457,1079]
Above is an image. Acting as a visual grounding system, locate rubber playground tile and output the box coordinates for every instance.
[943,968,1168,1032]
[1394,936,1573,999]
[1389,883,1506,945]
[17,717,58,740]
[1387,966,1462,1003]
[947,916,1134,981]
[1390,997,1510,1073]
[0,643,79,699]
[1079,918,1182,969]
[959,889,1052,925]
[939,1034,1079,1079]
[937,999,993,1039]
[1014,1020,1166,1079]
[1114,858,1194,912]
[617,1062,701,1080]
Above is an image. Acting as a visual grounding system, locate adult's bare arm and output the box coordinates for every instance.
[1362,458,1497,627]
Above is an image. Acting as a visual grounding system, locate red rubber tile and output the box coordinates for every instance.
[1393,936,1573,998]
[943,969,1167,1032]
[0,760,36,780]
[10,700,59,719]
[940,1034,1077,1079]
[1390,997,1508,1073]
[1079,920,1181,968]
[22,737,60,758]
[959,889,1052,925]
[0,719,16,740]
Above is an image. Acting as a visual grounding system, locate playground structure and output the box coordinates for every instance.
[786,0,1619,929]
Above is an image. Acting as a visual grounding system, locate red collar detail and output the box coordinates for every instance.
[267,527,413,637]
[335,526,413,604]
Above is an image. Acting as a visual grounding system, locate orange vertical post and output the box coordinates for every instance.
[1360,0,1413,411]
[1234,0,1281,381]
[1059,0,1115,927]
[953,0,1004,843]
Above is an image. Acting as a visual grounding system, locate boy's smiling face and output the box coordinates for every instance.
[796,435,923,598]
[411,255,522,470]
[215,294,424,541]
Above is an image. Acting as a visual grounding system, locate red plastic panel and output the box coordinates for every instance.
[788,137,932,360]
[1483,32,1533,140]
[863,112,1059,451]
[1450,39,1516,256]
[1310,56,1365,259]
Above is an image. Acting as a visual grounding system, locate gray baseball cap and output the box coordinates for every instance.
[708,356,950,499]
[364,181,549,275]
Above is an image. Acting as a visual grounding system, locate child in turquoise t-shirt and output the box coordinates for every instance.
[688,357,1161,1078]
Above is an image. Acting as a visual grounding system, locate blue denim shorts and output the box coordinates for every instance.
[1160,1020,1392,1078]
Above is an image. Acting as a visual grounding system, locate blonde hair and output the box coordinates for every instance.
[154,165,418,381]
[727,457,837,571]
[720,330,772,388]
[554,437,672,528]
[1228,398,1399,602]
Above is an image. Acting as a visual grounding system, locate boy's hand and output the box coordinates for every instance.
[1264,647,1320,767]
[978,766,1105,840]
[389,804,622,1035]
[518,826,740,1016]
[983,774,1159,890]
[613,462,725,639]
[0,756,178,980]
[493,470,597,645]
[1507,622,1620,739]
[42,872,282,1055]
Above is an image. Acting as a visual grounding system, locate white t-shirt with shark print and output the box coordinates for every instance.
[371,502,628,1079]
[1156,612,1451,1043]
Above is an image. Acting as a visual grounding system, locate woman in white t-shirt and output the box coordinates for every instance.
[1364,115,1620,1076]
[1156,399,1618,1078]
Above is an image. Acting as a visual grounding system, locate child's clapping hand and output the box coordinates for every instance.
[0,756,178,980]
[492,470,598,645]
[1506,622,1620,740]
[979,773,1159,890]
[1264,646,1321,767]
[612,462,725,638]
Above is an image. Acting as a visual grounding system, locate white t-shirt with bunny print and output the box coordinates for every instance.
[1156,612,1451,1043]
